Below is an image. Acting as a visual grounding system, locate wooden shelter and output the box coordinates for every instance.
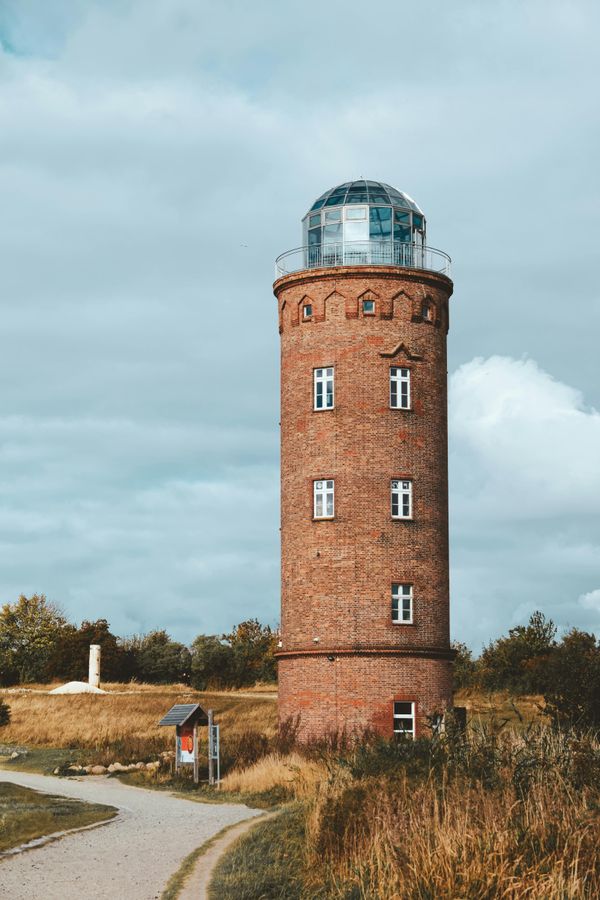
[158,703,208,783]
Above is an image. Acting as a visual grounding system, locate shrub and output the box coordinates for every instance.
[543,629,600,733]
[0,697,10,727]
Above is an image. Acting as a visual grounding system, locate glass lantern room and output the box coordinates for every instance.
[302,180,426,266]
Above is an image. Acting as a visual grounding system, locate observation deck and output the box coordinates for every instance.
[275,240,451,278]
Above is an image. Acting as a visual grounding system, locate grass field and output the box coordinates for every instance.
[0,683,278,766]
[0,782,116,852]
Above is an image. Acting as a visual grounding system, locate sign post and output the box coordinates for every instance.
[207,709,220,785]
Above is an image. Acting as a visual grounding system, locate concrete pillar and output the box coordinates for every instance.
[89,644,101,689]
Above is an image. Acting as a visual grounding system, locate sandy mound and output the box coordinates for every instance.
[49,681,107,695]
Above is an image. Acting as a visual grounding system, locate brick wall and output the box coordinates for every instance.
[274,265,454,740]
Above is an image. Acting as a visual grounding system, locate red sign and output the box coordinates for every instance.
[180,727,194,754]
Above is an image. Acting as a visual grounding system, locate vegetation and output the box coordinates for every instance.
[0,697,10,727]
[0,781,116,851]
[209,806,306,900]
[0,685,277,767]
[0,594,278,690]
[455,611,600,733]
[212,725,600,899]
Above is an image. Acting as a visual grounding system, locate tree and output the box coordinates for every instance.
[190,634,235,690]
[224,619,279,686]
[49,619,129,683]
[452,641,478,690]
[128,630,192,684]
[0,595,68,684]
[478,611,556,694]
[543,629,600,732]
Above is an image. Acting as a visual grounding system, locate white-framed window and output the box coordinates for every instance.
[314,479,334,519]
[391,479,412,519]
[390,367,410,409]
[314,367,334,410]
[392,583,413,624]
[362,298,375,315]
[393,701,415,738]
[303,304,313,319]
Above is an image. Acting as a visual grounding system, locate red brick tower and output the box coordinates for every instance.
[274,181,454,741]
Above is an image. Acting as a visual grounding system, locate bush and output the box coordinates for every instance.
[0,698,10,727]
[543,629,600,733]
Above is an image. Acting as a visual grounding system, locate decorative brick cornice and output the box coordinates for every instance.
[273,265,453,299]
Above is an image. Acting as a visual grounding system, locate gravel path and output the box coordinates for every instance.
[0,771,261,900]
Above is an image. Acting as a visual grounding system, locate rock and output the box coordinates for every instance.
[67,765,84,774]
[10,751,20,759]
[146,761,160,771]
[135,762,146,770]
[107,764,116,773]
[90,765,107,775]
[53,767,61,775]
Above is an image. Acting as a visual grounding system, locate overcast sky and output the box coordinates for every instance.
[0,0,598,649]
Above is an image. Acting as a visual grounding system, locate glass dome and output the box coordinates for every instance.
[302,180,426,254]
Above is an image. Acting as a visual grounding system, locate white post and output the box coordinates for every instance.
[89,644,101,689]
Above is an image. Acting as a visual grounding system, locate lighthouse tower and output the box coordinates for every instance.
[274,181,454,741]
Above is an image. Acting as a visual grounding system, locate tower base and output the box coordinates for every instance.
[278,651,453,742]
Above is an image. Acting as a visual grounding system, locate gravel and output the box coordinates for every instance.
[0,770,261,899]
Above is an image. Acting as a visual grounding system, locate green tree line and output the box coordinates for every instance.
[0,594,278,690]
[453,610,600,731]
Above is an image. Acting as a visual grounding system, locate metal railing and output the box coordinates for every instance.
[275,241,451,278]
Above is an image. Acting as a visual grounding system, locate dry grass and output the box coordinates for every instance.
[220,752,327,800]
[0,683,277,763]
[305,772,600,899]
[455,687,545,727]
[300,728,600,899]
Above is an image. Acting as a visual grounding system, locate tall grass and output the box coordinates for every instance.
[0,685,277,764]
[211,724,600,898]
[221,752,326,800]
[302,727,600,898]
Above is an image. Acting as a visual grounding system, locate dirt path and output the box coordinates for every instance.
[179,811,277,900]
[0,770,261,900]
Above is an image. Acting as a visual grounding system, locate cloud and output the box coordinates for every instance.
[579,589,600,613]
[450,356,600,648]
[0,1,598,647]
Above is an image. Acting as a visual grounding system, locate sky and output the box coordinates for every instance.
[0,0,598,649]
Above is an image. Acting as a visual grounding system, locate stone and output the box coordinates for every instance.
[90,765,107,775]
[135,762,146,770]
[146,761,160,770]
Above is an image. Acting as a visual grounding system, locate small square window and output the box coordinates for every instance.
[362,299,375,315]
[422,301,433,322]
[309,214,321,228]
[393,701,415,739]
[303,304,313,319]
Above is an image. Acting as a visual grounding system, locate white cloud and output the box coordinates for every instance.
[579,589,600,612]
[450,356,600,647]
